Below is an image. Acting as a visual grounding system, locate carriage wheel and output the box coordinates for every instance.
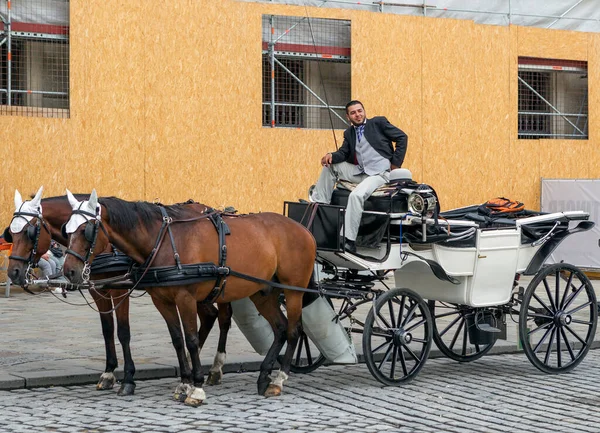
[277,329,327,374]
[519,263,597,374]
[428,301,498,362]
[363,288,433,385]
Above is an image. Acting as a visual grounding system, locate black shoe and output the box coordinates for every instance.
[344,238,357,254]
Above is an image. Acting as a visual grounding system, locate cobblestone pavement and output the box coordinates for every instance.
[1,350,600,433]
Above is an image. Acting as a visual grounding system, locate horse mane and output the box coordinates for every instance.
[40,194,90,203]
[98,197,200,232]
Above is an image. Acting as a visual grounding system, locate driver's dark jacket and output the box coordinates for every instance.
[330,116,408,169]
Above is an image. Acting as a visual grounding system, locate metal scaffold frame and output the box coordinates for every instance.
[0,0,69,110]
[264,13,351,129]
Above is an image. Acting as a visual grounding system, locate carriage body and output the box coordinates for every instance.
[285,187,598,384]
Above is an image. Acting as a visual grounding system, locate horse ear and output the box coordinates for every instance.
[30,186,44,208]
[66,189,79,209]
[14,190,23,210]
[88,189,99,213]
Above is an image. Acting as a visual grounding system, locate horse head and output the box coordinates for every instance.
[5,186,53,286]
[62,189,109,284]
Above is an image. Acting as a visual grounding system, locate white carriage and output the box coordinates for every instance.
[284,170,598,385]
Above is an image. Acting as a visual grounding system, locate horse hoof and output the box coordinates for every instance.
[206,371,222,386]
[117,382,136,396]
[96,373,116,391]
[184,396,204,407]
[264,384,282,398]
[184,387,206,407]
[257,378,270,396]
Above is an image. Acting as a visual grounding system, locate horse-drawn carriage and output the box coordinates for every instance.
[3,173,597,404]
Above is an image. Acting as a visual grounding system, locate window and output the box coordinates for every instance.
[0,0,69,118]
[518,57,588,139]
[262,15,350,129]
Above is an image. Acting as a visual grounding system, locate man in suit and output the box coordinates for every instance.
[310,100,408,253]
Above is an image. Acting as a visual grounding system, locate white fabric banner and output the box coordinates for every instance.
[242,0,600,33]
[541,179,600,269]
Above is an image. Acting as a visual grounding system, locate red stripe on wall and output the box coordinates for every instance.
[262,41,350,57]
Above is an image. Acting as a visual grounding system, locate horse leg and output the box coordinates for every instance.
[196,302,224,385]
[90,290,118,391]
[175,295,206,407]
[265,289,304,397]
[150,295,195,403]
[113,290,136,396]
[197,303,218,352]
[250,291,288,396]
[207,302,232,386]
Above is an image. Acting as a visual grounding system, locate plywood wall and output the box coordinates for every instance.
[0,0,598,225]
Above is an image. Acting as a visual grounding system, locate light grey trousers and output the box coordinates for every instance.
[311,162,389,241]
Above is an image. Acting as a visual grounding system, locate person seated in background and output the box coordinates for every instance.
[310,100,408,253]
[37,255,55,279]
[48,240,65,274]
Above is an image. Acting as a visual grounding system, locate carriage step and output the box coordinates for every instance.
[476,323,501,333]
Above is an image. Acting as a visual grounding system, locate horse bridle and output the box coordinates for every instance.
[5,208,52,280]
[64,206,108,282]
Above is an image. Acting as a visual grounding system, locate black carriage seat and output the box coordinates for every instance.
[331,168,413,213]
[439,205,571,244]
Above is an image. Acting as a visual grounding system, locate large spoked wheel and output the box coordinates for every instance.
[428,301,498,362]
[519,263,598,374]
[278,329,327,374]
[363,288,433,385]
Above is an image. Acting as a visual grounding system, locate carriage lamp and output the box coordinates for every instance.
[407,186,437,218]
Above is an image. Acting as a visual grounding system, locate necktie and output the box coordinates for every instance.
[357,125,364,142]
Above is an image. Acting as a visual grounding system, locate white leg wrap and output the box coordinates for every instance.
[302,296,357,364]
[209,352,226,373]
[189,387,206,402]
[231,298,274,356]
[270,370,289,388]
[100,372,115,382]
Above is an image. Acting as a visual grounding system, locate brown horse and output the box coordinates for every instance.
[62,190,317,406]
[4,187,232,395]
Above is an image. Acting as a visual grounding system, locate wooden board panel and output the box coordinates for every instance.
[1,1,599,224]
[587,33,600,176]
[510,138,541,209]
[352,15,423,181]
[517,26,588,61]
[421,18,477,210]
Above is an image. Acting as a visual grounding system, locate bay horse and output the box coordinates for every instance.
[62,190,317,406]
[3,187,233,395]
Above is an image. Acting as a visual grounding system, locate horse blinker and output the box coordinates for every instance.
[85,221,97,243]
[2,227,12,243]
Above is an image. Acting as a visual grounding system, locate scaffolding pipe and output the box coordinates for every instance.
[273,57,347,125]
[269,16,276,127]
[519,111,587,117]
[10,90,68,95]
[519,133,588,138]
[546,0,585,29]
[263,102,345,109]
[272,0,330,45]
[518,76,586,136]
[7,0,11,106]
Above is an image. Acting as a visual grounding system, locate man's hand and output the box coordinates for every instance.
[391,164,399,170]
[321,152,333,167]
